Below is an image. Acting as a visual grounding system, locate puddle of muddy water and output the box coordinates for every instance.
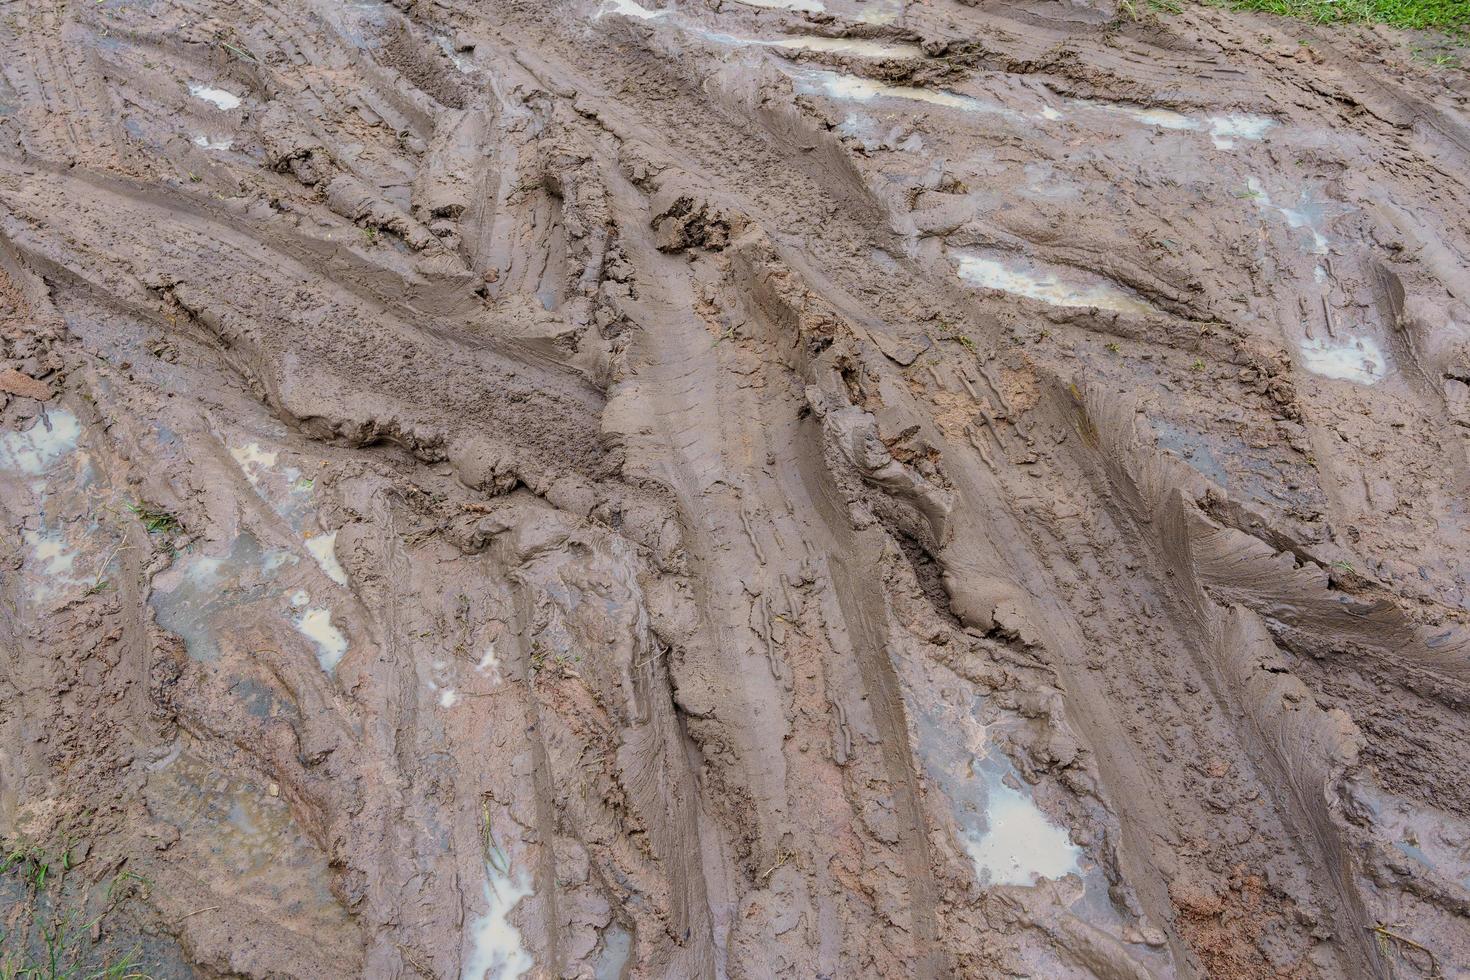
[146,748,352,936]
[0,409,114,608]
[594,923,633,980]
[953,249,1156,316]
[737,0,825,10]
[151,534,298,662]
[1298,333,1385,385]
[1100,104,1274,149]
[0,410,82,477]
[758,35,921,57]
[733,0,902,21]
[1354,779,1470,911]
[462,851,535,980]
[289,590,349,673]
[189,84,243,110]
[906,678,1174,974]
[792,68,1016,118]
[1245,177,1330,254]
[306,530,349,586]
[192,134,233,151]
[230,437,349,589]
[597,2,920,57]
[595,0,669,20]
[912,692,1081,888]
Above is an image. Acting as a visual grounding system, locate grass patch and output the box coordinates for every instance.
[0,911,149,980]
[1,842,154,980]
[125,503,181,537]
[1124,0,1467,36]
[1224,0,1469,32]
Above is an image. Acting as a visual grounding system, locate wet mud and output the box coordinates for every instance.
[1,0,1468,976]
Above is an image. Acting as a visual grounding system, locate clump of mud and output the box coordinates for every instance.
[2,0,1468,976]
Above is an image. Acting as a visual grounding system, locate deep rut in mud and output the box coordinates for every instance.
[1,0,1469,976]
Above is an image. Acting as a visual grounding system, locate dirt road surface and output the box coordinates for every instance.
[2,0,1468,976]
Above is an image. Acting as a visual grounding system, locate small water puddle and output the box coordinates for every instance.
[736,0,825,10]
[151,533,298,662]
[1101,104,1274,149]
[758,35,921,57]
[792,68,1018,117]
[913,691,1081,888]
[953,249,1156,316]
[230,438,348,589]
[189,83,243,110]
[1245,177,1330,254]
[596,1,920,57]
[306,530,349,586]
[0,410,82,477]
[1298,333,1385,385]
[146,748,353,936]
[1,409,112,608]
[594,923,633,980]
[595,0,669,20]
[289,590,349,673]
[1355,779,1470,895]
[462,846,535,979]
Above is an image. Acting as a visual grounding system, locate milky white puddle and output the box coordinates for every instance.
[0,411,82,477]
[189,84,243,110]
[912,691,1081,888]
[290,590,348,673]
[230,439,348,589]
[595,0,669,19]
[736,0,825,10]
[1298,334,1386,385]
[853,0,903,23]
[732,0,903,21]
[462,844,535,980]
[1097,104,1274,148]
[786,68,1273,149]
[1245,177,1331,254]
[954,250,1156,316]
[793,68,1019,118]
[22,528,89,604]
[192,134,233,151]
[597,1,919,57]
[425,656,462,709]
[758,35,921,57]
[305,530,349,586]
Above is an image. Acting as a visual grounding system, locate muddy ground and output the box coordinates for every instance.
[1,0,1468,975]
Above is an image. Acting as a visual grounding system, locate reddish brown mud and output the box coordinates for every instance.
[1,0,1468,976]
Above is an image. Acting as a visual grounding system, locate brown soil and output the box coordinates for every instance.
[1,0,1468,976]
